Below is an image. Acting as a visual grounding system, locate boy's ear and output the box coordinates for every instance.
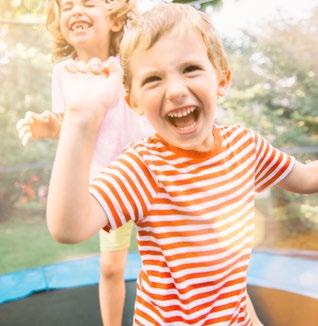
[111,17,125,33]
[217,69,231,97]
[125,95,144,116]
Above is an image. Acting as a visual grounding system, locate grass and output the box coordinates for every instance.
[0,207,137,275]
[2,200,317,275]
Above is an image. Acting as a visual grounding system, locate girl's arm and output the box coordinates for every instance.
[278,160,318,194]
[46,57,123,243]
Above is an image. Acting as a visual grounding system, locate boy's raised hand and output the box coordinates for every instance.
[60,56,123,125]
[16,111,61,146]
[47,57,120,243]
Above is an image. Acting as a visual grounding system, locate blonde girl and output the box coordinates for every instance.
[16,1,153,325]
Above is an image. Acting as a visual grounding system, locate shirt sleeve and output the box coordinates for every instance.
[89,148,157,231]
[251,129,296,192]
[51,62,66,114]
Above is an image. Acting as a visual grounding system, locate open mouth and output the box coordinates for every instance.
[70,21,92,32]
[166,106,200,132]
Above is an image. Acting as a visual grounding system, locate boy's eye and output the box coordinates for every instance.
[84,0,96,7]
[61,3,73,11]
[183,65,201,73]
[142,76,161,86]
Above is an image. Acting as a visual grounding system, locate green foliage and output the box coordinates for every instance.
[220,9,318,235]
[173,0,223,11]
[0,22,56,217]
[221,8,318,148]
[0,0,46,19]
[0,1,317,244]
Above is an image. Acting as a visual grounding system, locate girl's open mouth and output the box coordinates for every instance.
[70,21,92,32]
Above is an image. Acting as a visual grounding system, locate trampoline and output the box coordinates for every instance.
[1,250,318,326]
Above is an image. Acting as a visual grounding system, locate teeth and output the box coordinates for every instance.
[179,122,197,131]
[71,22,90,31]
[168,106,196,118]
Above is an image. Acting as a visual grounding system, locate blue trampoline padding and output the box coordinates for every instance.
[1,250,318,304]
[0,252,142,304]
[0,267,48,303]
[247,251,318,300]
[44,256,100,289]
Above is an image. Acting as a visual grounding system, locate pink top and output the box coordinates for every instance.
[51,59,154,180]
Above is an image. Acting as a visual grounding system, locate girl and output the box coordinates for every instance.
[16,1,153,325]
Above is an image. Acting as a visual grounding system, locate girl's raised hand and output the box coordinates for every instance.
[16,111,62,146]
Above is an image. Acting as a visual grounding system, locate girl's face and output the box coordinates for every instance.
[58,0,116,58]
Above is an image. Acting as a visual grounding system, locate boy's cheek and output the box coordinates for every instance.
[125,94,144,115]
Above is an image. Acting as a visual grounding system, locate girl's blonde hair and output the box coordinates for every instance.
[120,3,230,96]
[46,0,137,61]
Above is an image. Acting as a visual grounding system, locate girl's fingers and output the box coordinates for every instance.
[18,126,30,142]
[25,111,36,120]
[41,110,53,122]
[22,131,32,146]
[16,118,26,131]
[16,119,32,131]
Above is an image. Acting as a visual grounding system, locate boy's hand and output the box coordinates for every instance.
[60,57,123,125]
[16,111,62,146]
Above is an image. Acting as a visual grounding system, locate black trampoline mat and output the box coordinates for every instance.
[0,281,136,326]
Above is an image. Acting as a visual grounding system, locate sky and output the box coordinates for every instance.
[138,0,317,37]
[211,0,317,36]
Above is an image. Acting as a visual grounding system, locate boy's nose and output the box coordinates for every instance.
[165,81,188,105]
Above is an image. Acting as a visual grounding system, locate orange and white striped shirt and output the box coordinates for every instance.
[90,125,295,325]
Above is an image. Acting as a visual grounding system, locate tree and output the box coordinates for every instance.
[221,7,318,148]
[0,0,46,20]
[220,7,318,233]
[173,0,223,11]
[0,17,55,218]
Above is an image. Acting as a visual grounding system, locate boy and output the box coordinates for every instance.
[47,3,318,325]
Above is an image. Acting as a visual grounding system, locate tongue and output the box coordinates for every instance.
[172,112,196,128]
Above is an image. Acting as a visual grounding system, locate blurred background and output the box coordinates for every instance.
[0,0,317,275]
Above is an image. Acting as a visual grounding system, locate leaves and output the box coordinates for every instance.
[0,0,46,20]
[221,7,318,147]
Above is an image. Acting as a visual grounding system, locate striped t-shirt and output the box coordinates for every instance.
[90,125,295,325]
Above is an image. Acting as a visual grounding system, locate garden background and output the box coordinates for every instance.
[0,0,317,274]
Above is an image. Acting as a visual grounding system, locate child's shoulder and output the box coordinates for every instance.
[217,123,254,138]
[52,58,71,76]
[217,125,266,154]
[217,124,262,149]
[128,134,157,152]
[122,135,168,163]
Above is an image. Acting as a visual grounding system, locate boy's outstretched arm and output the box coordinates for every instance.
[47,57,122,243]
[279,160,318,194]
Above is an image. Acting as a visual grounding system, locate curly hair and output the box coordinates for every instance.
[46,0,137,61]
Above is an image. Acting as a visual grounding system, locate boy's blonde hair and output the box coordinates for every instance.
[120,3,230,96]
[46,0,137,61]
